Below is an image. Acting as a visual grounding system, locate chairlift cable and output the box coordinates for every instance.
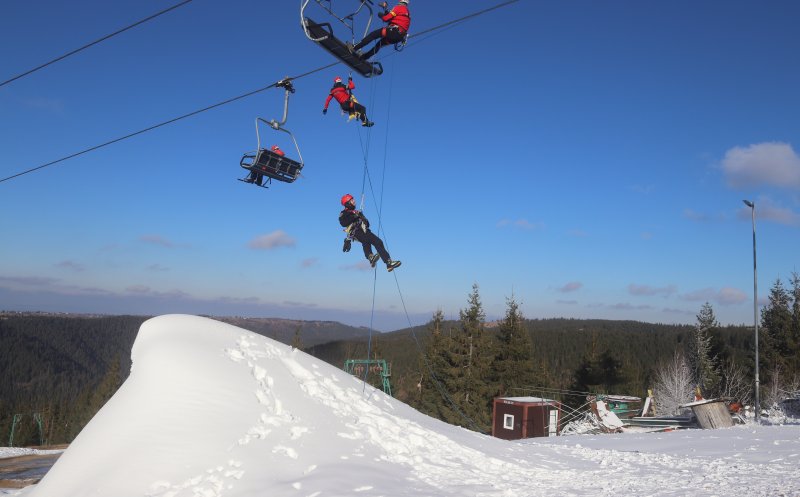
[0,0,194,88]
[0,0,521,185]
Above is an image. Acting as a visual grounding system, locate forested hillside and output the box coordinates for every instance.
[307,317,753,407]
[4,273,796,444]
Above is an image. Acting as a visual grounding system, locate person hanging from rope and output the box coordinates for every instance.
[245,145,284,186]
[347,0,410,60]
[323,76,374,127]
[339,194,401,272]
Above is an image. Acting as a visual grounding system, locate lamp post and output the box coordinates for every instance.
[743,199,759,421]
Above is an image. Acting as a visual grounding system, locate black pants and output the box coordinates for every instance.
[247,170,263,185]
[353,229,391,263]
[354,25,405,60]
[340,100,368,123]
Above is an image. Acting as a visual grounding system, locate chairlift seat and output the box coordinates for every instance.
[240,148,303,183]
[303,17,384,78]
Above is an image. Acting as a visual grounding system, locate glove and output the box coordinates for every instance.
[343,239,351,252]
[322,108,327,115]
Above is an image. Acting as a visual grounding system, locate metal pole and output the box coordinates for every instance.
[744,200,760,421]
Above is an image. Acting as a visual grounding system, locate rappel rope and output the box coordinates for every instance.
[345,58,483,432]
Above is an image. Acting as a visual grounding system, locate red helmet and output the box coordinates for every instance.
[341,194,354,206]
[271,145,281,151]
[334,76,342,83]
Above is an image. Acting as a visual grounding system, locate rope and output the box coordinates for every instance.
[1,0,194,88]
[348,55,483,431]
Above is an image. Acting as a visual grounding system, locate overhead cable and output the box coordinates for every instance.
[0,0,194,88]
[0,0,520,184]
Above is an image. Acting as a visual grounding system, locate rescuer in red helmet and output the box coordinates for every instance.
[339,194,401,271]
[322,76,374,127]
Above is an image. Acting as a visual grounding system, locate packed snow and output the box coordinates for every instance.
[5,315,799,496]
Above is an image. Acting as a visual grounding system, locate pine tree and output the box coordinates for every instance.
[690,302,721,397]
[291,325,304,350]
[760,278,794,387]
[453,284,493,432]
[789,272,800,374]
[493,295,536,398]
[416,310,455,422]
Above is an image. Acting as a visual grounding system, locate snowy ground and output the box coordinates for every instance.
[0,449,63,460]
[4,315,799,497]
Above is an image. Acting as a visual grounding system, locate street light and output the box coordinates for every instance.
[743,199,759,421]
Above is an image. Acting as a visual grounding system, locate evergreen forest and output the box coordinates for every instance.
[2,273,798,444]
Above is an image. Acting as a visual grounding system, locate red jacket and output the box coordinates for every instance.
[324,80,355,109]
[382,4,410,33]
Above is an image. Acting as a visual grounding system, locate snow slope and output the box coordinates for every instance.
[12,315,800,496]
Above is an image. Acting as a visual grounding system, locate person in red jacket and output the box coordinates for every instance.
[323,76,374,127]
[245,145,284,186]
[339,194,401,272]
[348,0,410,60]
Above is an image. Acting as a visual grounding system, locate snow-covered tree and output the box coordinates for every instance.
[653,351,693,415]
[718,358,752,406]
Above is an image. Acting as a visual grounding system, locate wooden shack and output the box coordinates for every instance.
[492,396,562,440]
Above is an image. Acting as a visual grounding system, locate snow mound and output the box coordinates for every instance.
[26,315,800,497]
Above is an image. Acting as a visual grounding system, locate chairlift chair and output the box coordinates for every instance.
[239,80,304,187]
[300,1,384,78]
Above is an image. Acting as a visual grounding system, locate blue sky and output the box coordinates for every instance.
[1,0,799,331]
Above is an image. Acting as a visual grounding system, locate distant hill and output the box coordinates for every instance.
[212,316,372,347]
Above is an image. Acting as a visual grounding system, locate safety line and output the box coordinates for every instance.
[0,0,521,184]
[350,56,483,432]
[1,0,194,88]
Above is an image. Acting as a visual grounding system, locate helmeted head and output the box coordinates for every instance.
[271,145,281,151]
[341,194,355,208]
[334,76,342,84]
[399,0,408,4]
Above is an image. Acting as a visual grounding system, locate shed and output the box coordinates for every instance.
[492,396,562,440]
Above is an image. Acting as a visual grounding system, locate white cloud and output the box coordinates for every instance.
[683,209,710,222]
[721,142,800,189]
[738,196,800,227]
[248,230,296,250]
[56,260,86,272]
[717,287,748,305]
[680,287,747,306]
[628,283,676,297]
[140,234,180,248]
[124,285,191,299]
[340,261,372,272]
[609,303,653,310]
[557,281,583,293]
[146,264,170,272]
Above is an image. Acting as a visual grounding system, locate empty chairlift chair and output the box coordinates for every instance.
[300,0,384,78]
